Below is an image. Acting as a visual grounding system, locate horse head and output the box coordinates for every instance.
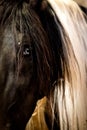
[0,0,87,130]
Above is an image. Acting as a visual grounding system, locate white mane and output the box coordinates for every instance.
[73,0,87,8]
[47,0,87,130]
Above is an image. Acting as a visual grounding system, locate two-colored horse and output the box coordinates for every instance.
[0,0,87,130]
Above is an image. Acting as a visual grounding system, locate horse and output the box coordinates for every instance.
[0,0,87,130]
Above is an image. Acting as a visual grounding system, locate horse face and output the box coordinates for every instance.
[0,2,51,129]
[0,26,39,130]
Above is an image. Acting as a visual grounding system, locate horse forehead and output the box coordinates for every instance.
[3,27,31,45]
[2,27,15,47]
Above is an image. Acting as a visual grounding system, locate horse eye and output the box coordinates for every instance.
[23,48,30,55]
[23,44,32,56]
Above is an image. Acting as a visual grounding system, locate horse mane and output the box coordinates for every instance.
[0,0,87,130]
[73,0,87,8]
[26,0,87,130]
[45,0,87,130]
